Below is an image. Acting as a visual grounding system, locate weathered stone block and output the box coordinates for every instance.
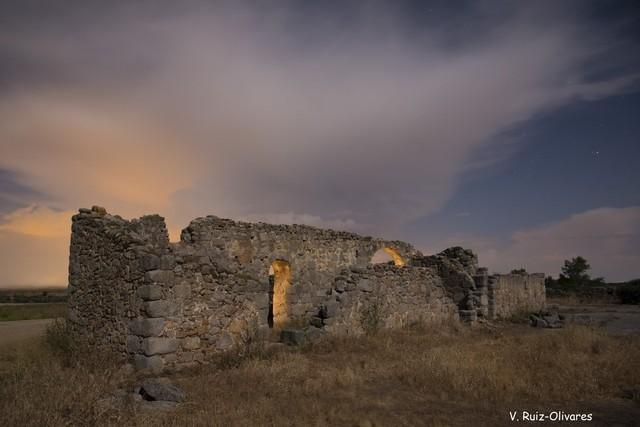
[336,292,350,304]
[216,332,234,350]
[181,336,201,350]
[140,254,160,271]
[145,269,175,284]
[160,255,176,270]
[357,279,373,292]
[140,378,186,403]
[126,335,142,353]
[173,283,191,299]
[129,318,165,337]
[145,300,176,318]
[321,301,338,318]
[137,285,163,301]
[134,355,164,374]
[143,337,179,355]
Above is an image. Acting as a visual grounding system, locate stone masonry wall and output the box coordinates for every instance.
[69,208,427,372]
[487,273,546,319]
[68,207,546,373]
[67,207,169,356]
[318,264,459,335]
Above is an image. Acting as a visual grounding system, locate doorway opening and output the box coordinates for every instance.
[268,259,291,328]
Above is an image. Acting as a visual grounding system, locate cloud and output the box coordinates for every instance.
[0,2,637,286]
[0,205,72,287]
[0,231,69,288]
[0,205,72,237]
[428,207,640,282]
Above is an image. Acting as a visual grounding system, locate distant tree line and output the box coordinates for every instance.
[544,256,639,304]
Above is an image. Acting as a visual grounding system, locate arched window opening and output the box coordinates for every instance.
[268,260,291,328]
[371,247,406,267]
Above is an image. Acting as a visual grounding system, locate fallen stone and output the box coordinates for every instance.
[530,315,548,328]
[140,377,186,403]
[542,314,560,324]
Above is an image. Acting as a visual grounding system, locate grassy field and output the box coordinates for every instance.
[0,303,67,321]
[0,288,68,304]
[0,321,639,426]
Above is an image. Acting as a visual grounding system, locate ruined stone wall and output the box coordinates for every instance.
[67,207,169,356]
[487,273,546,318]
[68,208,424,372]
[319,264,459,335]
[68,207,545,373]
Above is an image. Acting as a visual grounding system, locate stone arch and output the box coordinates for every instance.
[268,259,291,328]
[371,247,406,267]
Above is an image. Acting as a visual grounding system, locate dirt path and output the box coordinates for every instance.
[0,319,53,345]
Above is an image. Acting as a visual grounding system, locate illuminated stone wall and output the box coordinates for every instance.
[487,273,546,318]
[68,206,545,373]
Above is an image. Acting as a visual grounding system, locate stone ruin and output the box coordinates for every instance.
[67,206,546,373]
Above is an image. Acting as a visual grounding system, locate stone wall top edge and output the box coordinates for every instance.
[73,206,165,226]
[491,272,546,280]
[181,215,416,248]
[73,206,418,253]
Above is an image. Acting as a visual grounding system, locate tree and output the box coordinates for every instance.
[560,256,591,285]
[510,268,527,275]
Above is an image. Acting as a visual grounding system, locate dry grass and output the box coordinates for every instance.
[1,322,639,426]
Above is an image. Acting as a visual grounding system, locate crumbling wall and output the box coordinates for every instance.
[68,207,545,373]
[487,273,546,318]
[318,264,459,334]
[68,208,423,372]
[67,206,169,357]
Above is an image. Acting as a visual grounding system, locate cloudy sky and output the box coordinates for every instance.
[1,0,639,288]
